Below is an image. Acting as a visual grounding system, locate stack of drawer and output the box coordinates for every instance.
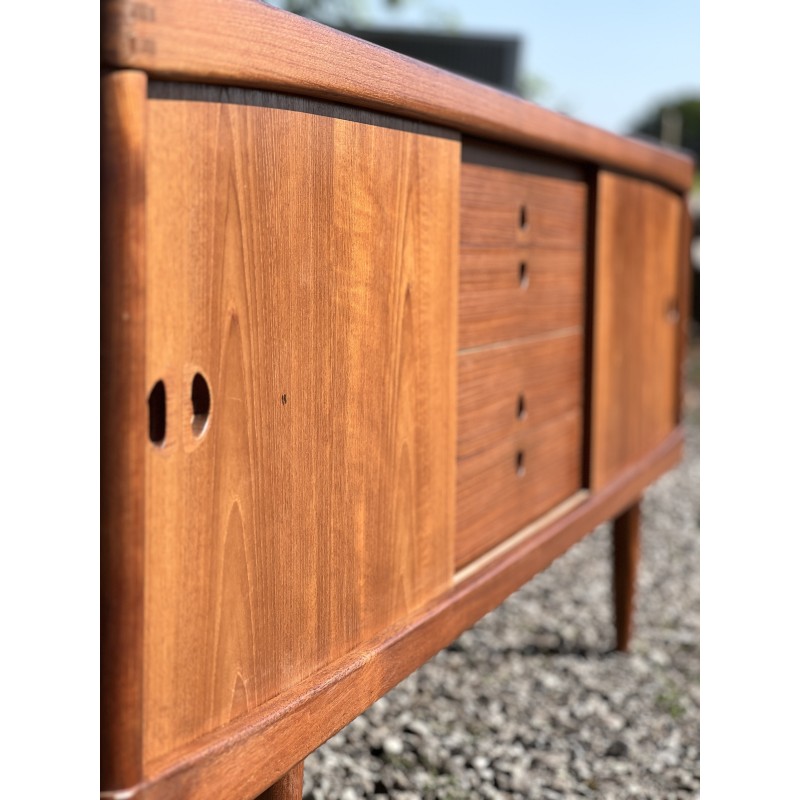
[456,147,589,570]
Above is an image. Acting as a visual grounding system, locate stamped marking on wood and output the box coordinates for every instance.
[130,3,156,21]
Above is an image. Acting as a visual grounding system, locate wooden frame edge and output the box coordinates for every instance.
[111,427,683,799]
[100,0,694,192]
[453,491,591,584]
[677,194,693,424]
[101,68,149,791]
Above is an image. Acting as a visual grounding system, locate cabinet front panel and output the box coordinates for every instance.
[591,171,684,490]
[141,94,459,765]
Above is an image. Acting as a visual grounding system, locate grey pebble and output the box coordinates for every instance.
[381,735,403,756]
[606,740,629,758]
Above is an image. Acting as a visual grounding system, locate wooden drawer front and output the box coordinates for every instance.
[456,158,587,569]
[459,247,584,349]
[456,407,583,569]
[461,162,587,249]
[458,333,583,459]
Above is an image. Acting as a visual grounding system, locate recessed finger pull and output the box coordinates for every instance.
[516,450,526,477]
[519,260,529,289]
[148,380,167,446]
[517,394,527,420]
[191,372,211,437]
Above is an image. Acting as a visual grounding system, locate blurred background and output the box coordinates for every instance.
[269,0,700,326]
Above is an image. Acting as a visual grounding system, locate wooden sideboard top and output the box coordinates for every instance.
[101,0,694,192]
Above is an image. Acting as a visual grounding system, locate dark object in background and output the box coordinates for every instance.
[692,220,699,325]
[688,193,700,326]
[342,28,521,94]
[630,96,699,168]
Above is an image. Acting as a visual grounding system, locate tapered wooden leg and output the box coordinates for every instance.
[255,761,304,800]
[613,499,641,652]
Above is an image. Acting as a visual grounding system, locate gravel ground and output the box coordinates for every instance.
[304,346,700,799]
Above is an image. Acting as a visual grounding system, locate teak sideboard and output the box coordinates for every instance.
[101,3,694,797]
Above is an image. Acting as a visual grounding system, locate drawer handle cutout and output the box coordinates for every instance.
[517,394,527,420]
[191,372,211,437]
[148,380,167,446]
[516,450,526,477]
[519,204,528,230]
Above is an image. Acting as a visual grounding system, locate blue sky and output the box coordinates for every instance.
[330,0,699,134]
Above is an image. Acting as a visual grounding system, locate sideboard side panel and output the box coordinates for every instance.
[141,96,458,766]
[591,171,683,490]
[101,68,148,791]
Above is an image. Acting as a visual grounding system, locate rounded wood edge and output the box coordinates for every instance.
[101,0,695,192]
[101,68,149,792]
[122,428,684,800]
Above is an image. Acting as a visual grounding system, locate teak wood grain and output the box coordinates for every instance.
[459,248,585,350]
[255,763,304,800]
[457,333,584,459]
[100,0,694,191]
[101,13,694,792]
[590,171,684,490]
[141,92,458,766]
[613,500,642,652]
[101,69,148,791]
[108,430,683,800]
[461,163,587,249]
[456,408,583,569]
